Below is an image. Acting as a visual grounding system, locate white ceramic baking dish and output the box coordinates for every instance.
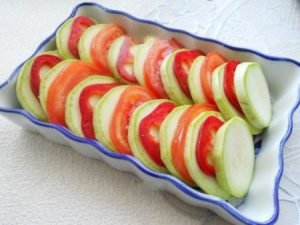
[0,2,300,224]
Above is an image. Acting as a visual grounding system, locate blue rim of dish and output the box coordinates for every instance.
[0,2,299,224]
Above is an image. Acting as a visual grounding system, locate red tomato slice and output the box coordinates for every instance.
[30,54,62,98]
[91,24,125,75]
[79,83,120,139]
[173,49,203,97]
[196,116,224,176]
[110,86,156,155]
[139,102,176,166]
[201,52,227,104]
[169,38,184,49]
[171,103,218,183]
[144,39,180,98]
[68,16,95,58]
[224,61,243,114]
[117,37,138,82]
[46,61,103,126]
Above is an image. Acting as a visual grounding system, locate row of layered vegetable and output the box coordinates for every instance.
[16,16,272,199]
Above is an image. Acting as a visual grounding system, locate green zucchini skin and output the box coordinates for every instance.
[108,35,139,84]
[212,117,255,198]
[56,18,74,59]
[160,105,190,181]
[133,37,155,86]
[160,49,193,105]
[212,64,262,135]
[16,51,62,121]
[78,24,105,63]
[128,99,174,173]
[39,59,77,114]
[188,56,208,103]
[234,62,272,130]
[65,76,119,137]
[184,111,231,199]
[93,85,129,151]
[56,17,97,59]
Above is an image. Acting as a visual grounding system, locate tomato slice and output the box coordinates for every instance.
[110,86,156,155]
[91,24,125,75]
[68,16,95,58]
[171,103,218,183]
[144,39,180,98]
[46,61,103,126]
[201,52,227,104]
[30,54,62,98]
[169,38,184,49]
[139,102,176,166]
[117,37,137,82]
[173,50,203,97]
[196,116,224,176]
[79,83,120,139]
[224,61,243,114]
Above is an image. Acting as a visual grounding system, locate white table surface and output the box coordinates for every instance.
[1,1,300,224]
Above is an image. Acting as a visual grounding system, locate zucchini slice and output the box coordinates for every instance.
[16,51,62,121]
[39,59,77,114]
[133,37,155,86]
[93,85,129,151]
[78,24,106,63]
[160,49,193,105]
[65,76,119,137]
[56,16,96,59]
[184,111,231,199]
[17,58,46,120]
[212,64,262,135]
[160,106,190,180]
[188,55,208,103]
[56,18,74,59]
[212,117,255,198]
[128,99,175,172]
[108,36,138,84]
[234,62,272,129]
